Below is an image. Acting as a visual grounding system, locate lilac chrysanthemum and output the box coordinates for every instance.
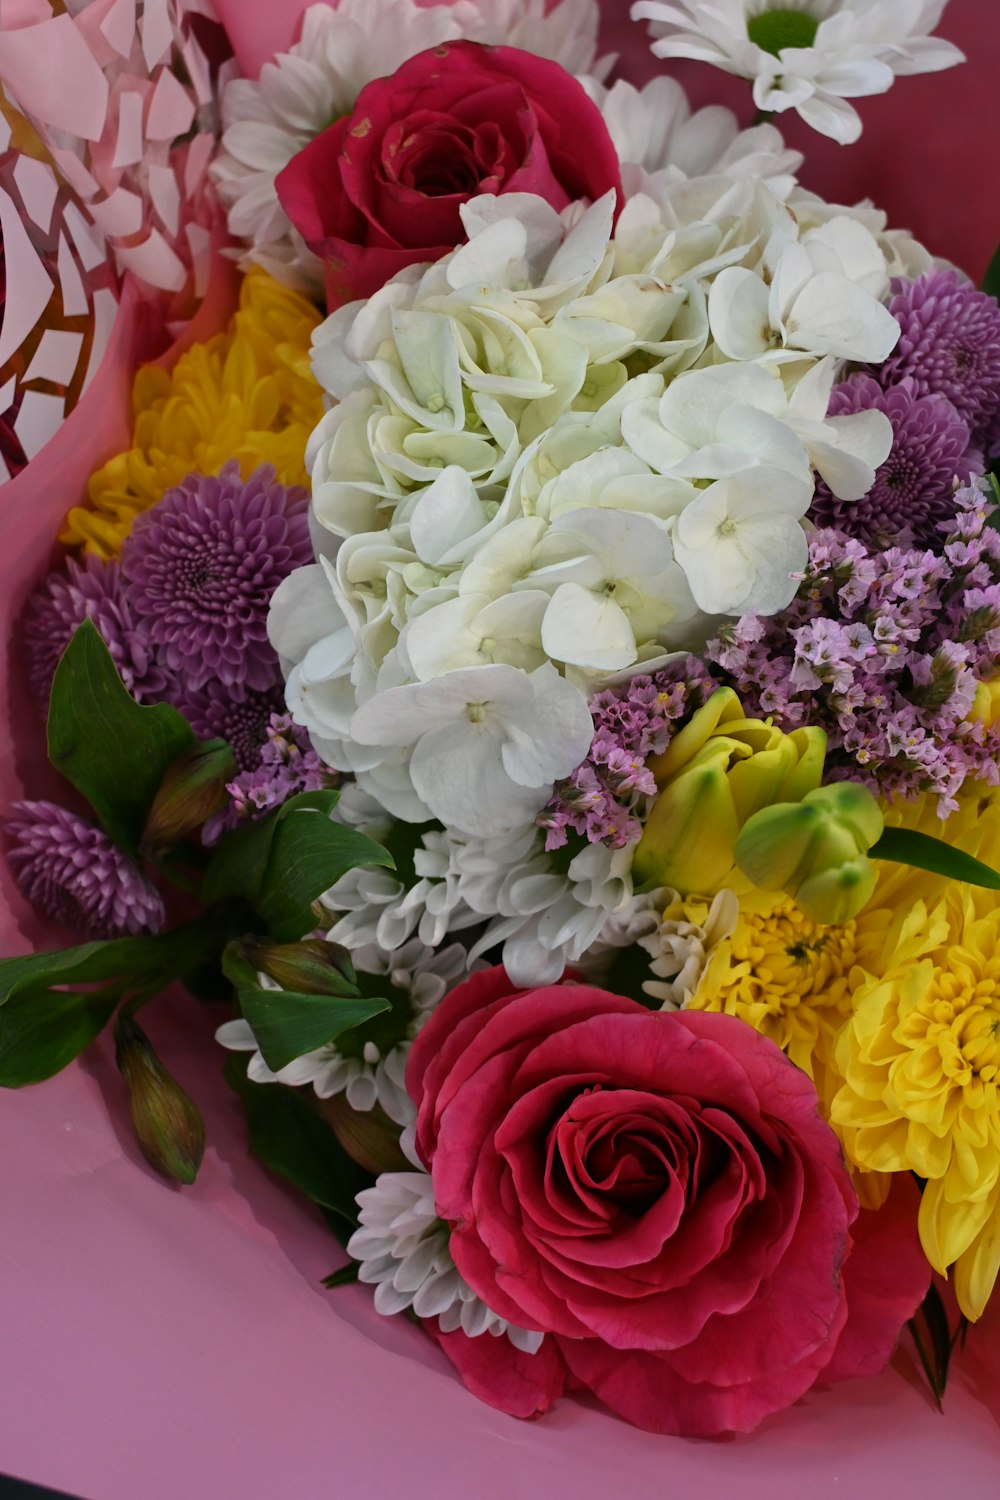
[880,271,1000,446]
[810,375,978,548]
[120,461,310,693]
[24,555,168,705]
[168,678,286,774]
[5,801,165,938]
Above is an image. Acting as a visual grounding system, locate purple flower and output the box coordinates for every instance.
[537,663,712,851]
[810,375,979,547]
[120,462,311,693]
[5,801,165,939]
[203,712,334,843]
[706,483,1000,813]
[166,678,285,774]
[24,554,168,705]
[880,271,1000,446]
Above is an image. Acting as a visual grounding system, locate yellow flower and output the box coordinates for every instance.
[685,894,866,1117]
[62,270,324,558]
[830,792,1000,1319]
[632,687,827,897]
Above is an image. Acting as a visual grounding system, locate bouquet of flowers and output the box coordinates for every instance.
[3,0,1000,1446]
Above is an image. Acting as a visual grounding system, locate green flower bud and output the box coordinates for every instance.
[735,783,885,923]
[114,1013,206,1185]
[318,1094,411,1175]
[142,739,235,854]
[240,937,357,996]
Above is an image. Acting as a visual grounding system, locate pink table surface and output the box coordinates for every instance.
[2,3,1000,1495]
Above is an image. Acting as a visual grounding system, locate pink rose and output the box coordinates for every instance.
[275,41,623,305]
[407,969,930,1436]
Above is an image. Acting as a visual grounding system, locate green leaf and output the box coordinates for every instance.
[322,1262,360,1289]
[257,812,394,943]
[908,1281,957,1409]
[0,917,230,1086]
[0,985,119,1087]
[223,940,390,1072]
[872,827,1000,890]
[982,241,1000,302]
[203,789,393,941]
[47,620,196,852]
[225,1056,368,1239]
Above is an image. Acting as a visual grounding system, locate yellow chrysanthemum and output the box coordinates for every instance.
[62,269,324,558]
[685,894,867,1116]
[683,791,1000,1216]
[825,792,1000,1320]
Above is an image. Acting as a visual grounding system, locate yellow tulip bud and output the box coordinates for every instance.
[633,688,827,895]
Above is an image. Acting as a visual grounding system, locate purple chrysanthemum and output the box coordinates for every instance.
[5,800,165,938]
[120,461,310,693]
[880,271,1000,446]
[24,554,168,705]
[810,374,979,547]
[168,678,286,774]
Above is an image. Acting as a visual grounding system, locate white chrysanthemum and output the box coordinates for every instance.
[211,0,608,292]
[632,0,963,144]
[640,889,740,1007]
[215,940,467,1125]
[581,74,802,200]
[456,833,648,987]
[324,814,481,953]
[347,1166,544,1351]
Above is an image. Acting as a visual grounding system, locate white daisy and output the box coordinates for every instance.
[631,0,963,144]
[347,1165,544,1351]
[215,940,467,1125]
[581,74,803,199]
[211,0,608,292]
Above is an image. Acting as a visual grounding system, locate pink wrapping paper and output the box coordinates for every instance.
[1,3,999,1493]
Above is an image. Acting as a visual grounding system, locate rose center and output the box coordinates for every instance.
[747,7,819,55]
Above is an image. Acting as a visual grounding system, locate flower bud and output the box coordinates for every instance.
[735,783,884,923]
[240,936,357,996]
[142,739,235,854]
[633,687,827,895]
[114,1013,206,1185]
[317,1094,411,1175]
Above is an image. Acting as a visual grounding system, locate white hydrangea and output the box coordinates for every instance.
[632,0,963,144]
[347,1163,544,1352]
[211,0,609,292]
[215,940,467,1125]
[272,177,906,833]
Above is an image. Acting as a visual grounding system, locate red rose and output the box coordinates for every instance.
[275,41,623,306]
[407,968,930,1436]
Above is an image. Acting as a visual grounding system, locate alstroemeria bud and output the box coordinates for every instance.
[633,687,827,895]
[735,783,884,923]
[318,1094,411,1175]
[241,936,357,996]
[142,739,235,853]
[114,1013,206,1185]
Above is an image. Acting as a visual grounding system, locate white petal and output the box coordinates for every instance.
[707,267,771,361]
[541,582,638,672]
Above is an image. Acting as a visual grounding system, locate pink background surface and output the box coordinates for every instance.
[2,2,1000,1494]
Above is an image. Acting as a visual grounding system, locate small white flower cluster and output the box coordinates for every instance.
[325,803,659,987]
[632,0,963,145]
[271,178,907,839]
[216,939,467,1124]
[210,0,611,293]
[346,1160,544,1353]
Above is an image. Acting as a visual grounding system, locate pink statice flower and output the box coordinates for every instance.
[707,483,1000,813]
[537,663,712,851]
